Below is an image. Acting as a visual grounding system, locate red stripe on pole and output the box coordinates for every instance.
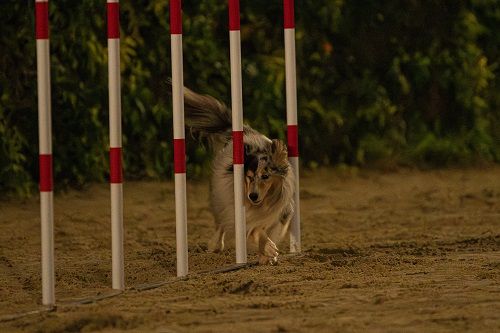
[110,147,123,183]
[287,125,299,157]
[174,139,186,173]
[229,0,240,31]
[170,0,182,34]
[232,131,244,164]
[35,2,49,39]
[39,154,53,192]
[107,2,120,39]
[283,0,295,29]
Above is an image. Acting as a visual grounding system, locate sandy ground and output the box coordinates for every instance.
[0,167,499,332]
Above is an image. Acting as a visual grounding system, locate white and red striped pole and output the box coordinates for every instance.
[284,0,301,253]
[229,0,247,264]
[170,0,188,277]
[36,0,55,306]
[107,0,125,290]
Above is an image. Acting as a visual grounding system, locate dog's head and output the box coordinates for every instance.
[244,139,290,205]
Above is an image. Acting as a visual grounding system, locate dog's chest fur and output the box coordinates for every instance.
[209,128,294,245]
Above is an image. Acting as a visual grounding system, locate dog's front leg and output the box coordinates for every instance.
[208,225,225,253]
[249,228,279,265]
[259,236,279,265]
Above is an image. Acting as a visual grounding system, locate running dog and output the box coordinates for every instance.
[183,87,295,264]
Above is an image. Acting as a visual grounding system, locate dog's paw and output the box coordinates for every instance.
[263,238,279,258]
[208,228,225,253]
[208,237,224,253]
[258,254,278,265]
[208,242,224,253]
[258,238,279,265]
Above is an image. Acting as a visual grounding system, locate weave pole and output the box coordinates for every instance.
[35,0,55,306]
[229,0,247,264]
[170,0,188,277]
[284,0,301,253]
[107,0,125,290]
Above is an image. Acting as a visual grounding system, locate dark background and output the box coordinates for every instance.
[1,0,499,195]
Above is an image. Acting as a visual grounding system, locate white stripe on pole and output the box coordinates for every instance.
[230,33,244,133]
[108,39,121,149]
[37,41,52,156]
[110,183,124,289]
[107,1,124,290]
[40,191,54,305]
[233,163,246,263]
[284,27,301,252]
[171,33,188,277]
[288,156,301,252]
[229,30,247,264]
[174,173,188,276]
[36,0,55,306]
[285,30,298,127]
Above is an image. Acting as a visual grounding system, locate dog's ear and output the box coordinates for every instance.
[244,144,252,155]
[269,139,289,176]
[271,139,287,156]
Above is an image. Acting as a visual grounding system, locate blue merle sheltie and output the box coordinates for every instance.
[183,87,295,264]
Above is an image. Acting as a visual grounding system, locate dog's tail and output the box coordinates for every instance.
[183,87,232,149]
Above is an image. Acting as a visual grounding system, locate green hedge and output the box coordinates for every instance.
[1,0,499,195]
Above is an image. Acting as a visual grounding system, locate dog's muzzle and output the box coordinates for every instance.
[249,192,259,203]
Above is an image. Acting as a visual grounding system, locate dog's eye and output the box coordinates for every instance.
[261,174,269,180]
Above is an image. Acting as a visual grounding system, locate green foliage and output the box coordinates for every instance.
[0,112,32,195]
[1,0,499,195]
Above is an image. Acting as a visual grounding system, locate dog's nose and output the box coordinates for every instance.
[249,193,258,202]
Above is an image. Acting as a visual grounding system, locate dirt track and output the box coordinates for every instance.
[1,167,499,332]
